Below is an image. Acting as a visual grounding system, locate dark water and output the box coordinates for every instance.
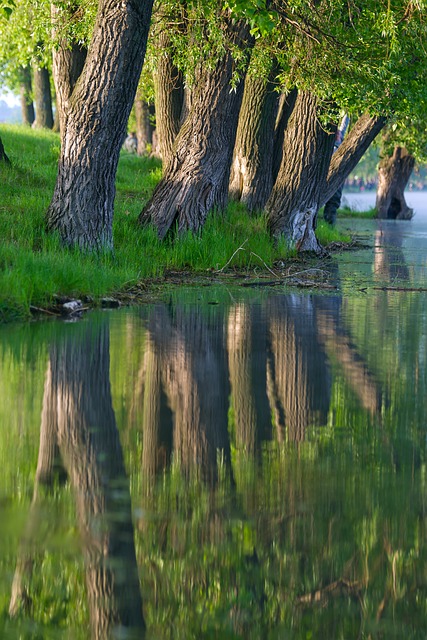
[1,221,427,638]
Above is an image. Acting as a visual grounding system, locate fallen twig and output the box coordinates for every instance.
[216,239,248,273]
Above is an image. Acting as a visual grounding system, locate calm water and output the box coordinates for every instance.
[343,190,427,217]
[1,219,427,638]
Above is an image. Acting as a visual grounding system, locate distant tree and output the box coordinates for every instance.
[18,66,35,125]
[32,65,54,129]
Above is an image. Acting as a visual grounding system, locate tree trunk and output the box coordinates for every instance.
[266,91,336,252]
[229,63,279,212]
[272,89,298,184]
[32,66,54,129]
[139,21,252,238]
[153,31,184,168]
[0,136,10,163]
[51,3,87,137]
[321,113,386,206]
[19,66,35,126]
[134,90,154,155]
[46,0,154,250]
[375,146,415,220]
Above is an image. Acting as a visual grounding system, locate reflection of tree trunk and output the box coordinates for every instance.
[11,322,145,636]
[227,303,270,453]
[9,362,66,617]
[149,304,231,486]
[227,304,257,453]
[373,228,410,282]
[267,297,331,442]
[316,309,382,415]
[141,332,172,494]
[49,321,144,638]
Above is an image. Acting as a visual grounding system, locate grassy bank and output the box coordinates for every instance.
[0,124,349,321]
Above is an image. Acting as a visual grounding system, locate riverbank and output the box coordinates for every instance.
[0,125,351,321]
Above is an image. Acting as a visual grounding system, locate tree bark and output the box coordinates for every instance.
[375,146,415,220]
[153,30,184,168]
[266,91,336,252]
[272,89,298,184]
[46,0,154,250]
[229,63,279,212]
[19,66,35,126]
[321,113,386,206]
[32,66,54,129]
[139,21,252,238]
[51,3,87,137]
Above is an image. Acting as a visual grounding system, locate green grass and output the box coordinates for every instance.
[0,124,351,321]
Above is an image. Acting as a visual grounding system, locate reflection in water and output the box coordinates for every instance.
[9,319,145,639]
[374,225,410,282]
[2,280,427,638]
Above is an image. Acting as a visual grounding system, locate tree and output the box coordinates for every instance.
[32,64,54,129]
[376,145,415,219]
[46,0,154,249]
[51,3,88,136]
[229,52,279,212]
[266,91,336,251]
[139,14,252,238]
[18,66,35,125]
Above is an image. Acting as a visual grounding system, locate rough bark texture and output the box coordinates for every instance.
[19,66,35,126]
[32,66,54,129]
[134,90,154,155]
[266,91,335,252]
[272,89,298,184]
[51,4,87,137]
[229,66,279,212]
[139,22,252,238]
[153,31,184,168]
[46,0,154,250]
[375,146,415,220]
[321,113,386,206]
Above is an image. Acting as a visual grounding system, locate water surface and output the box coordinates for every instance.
[1,219,427,639]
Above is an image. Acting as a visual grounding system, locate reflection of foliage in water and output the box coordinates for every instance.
[0,286,427,637]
